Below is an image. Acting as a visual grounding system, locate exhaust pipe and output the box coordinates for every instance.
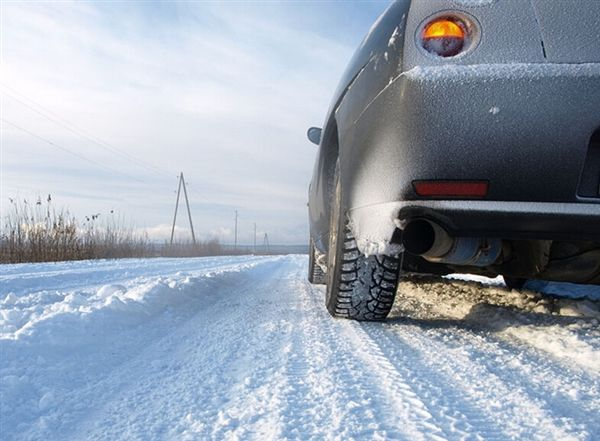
[402,219,503,267]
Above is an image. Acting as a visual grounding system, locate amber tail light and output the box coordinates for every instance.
[421,18,467,57]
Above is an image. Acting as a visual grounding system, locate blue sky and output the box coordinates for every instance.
[1,1,390,244]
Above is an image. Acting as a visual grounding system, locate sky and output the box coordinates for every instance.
[0,0,390,245]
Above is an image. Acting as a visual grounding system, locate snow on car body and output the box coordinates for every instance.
[307,0,600,320]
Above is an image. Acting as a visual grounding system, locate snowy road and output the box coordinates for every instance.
[1,255,599,440]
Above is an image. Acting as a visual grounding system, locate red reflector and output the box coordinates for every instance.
[413,181,488,198]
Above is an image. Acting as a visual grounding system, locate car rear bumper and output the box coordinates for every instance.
[338,62,600,210]
[348,200,600,256]
[336,63,600,254]
[396,200,600,240]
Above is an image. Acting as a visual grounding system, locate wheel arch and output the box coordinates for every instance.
[312,116,340,254]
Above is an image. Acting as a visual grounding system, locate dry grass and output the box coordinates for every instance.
[0,197,224,263]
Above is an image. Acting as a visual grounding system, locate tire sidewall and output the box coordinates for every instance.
[326,162,343,314]
[308,238,316,283]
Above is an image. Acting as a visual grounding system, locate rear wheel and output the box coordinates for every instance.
[308,239,326,284]
[326,162,401,320]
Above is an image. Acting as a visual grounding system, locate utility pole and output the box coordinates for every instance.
[253,223,257,254]
[170,172,196,245]
[182,174,196,245]
[170,175,182,246]
[263,233,270,254]
[234,210,238,251]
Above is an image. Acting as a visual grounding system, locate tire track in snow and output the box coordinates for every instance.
[159,258,299,441]
[293,270,598,441]
[335,320,449,441]
[300,282,447,441]
[205,263,301,440]
[280,279,399,439]
[276,278,341,440]
[280,271,433,440]
[303,288,400,440]
[419,323,600,437]
[360,322,505,440]
[385,322,585,441]
[233,260,390,440]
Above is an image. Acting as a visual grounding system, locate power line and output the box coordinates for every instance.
[1,83,215,204]
[0,83,173,180]
[175,176,211,204]
[1,118,146,184]
[1,84,214,206]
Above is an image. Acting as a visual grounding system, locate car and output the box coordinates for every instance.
[307,0,600,321]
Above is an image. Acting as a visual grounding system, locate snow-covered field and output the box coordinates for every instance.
[1,255,599,440]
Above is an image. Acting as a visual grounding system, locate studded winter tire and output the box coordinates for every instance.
[326,162,401,320]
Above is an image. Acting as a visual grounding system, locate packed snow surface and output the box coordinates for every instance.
[1,255,599,440]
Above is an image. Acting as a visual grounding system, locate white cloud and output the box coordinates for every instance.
[209,227,232,240]
[1,2,386,244]
[139,224,190,242]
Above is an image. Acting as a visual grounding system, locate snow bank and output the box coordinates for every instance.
[0,256,283,440]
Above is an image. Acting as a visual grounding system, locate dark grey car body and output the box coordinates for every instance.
[309,0,600,285]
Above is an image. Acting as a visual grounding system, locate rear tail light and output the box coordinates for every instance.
[413,180,489,198]
[421,17,468,57]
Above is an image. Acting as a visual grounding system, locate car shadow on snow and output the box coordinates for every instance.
[386,276,600,334]
[387,304,590,334]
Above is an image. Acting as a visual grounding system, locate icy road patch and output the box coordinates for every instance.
[1,255,599,440]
